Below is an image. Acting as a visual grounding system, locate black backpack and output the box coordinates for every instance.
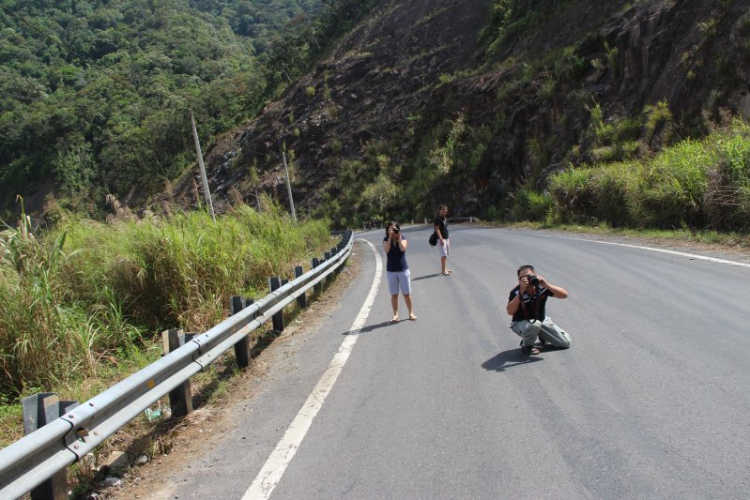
[429,231,438,246]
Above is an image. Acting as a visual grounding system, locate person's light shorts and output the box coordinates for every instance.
[387,269,412,295]
[438,239,450,257]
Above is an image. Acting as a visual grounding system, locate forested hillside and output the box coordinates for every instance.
[0,0,371,219]
[182,0,750,232]
[4,0,750,231]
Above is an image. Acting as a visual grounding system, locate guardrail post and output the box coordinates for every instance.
[162,329,194,418]
[231,296,252,369]
[269,277,284,332]
[22,393,78,500]
[323,252,331,284]
[294,265,306,309]
[312,258,322,294]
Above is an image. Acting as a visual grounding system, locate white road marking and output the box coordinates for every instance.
[586,239,750,268]
[243,239,382,500]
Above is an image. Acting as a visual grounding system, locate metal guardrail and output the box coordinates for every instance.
[0,230,354,500]
[422,216,477,225]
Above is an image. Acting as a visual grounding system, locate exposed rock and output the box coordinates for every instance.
[165,0,750,220]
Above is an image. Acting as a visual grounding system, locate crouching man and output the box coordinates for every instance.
[506,264,571,355]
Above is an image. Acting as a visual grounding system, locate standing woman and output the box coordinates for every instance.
[383,222,417,322]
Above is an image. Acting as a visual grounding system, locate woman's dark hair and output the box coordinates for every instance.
[517,264,535,276]
[385,221,400,238]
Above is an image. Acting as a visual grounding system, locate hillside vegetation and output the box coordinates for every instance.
[5,0,750,233]
[0,0,374,219]
[0,199,332,406]
[182,0,750,233]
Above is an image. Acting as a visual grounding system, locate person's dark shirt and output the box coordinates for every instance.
[383,237,409,272]
[508,285,554,322]
[434,215,449,239]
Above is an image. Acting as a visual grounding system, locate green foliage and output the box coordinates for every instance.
[580,100,660,164]
[483,0,577,57]
[604,41,619,77]
[362,173,397,214]
[0,201,333,399]
[508,185,555,222]
[549,120,750,230]
[0,0,377,216]
[643,100,675,147]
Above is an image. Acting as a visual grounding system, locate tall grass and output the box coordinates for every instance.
[550,120,750,230]
[0,202,333,401]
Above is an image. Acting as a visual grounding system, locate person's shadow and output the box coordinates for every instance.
[483,344,569,371]
[482,349,543,372]
[342,321,395,335]
[412,273,443,281]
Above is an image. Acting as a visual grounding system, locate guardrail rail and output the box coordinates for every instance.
[0,230,354,500]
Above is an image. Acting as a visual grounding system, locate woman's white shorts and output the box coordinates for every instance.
[387,269,412,295]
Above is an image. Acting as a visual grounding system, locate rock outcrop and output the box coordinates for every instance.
[168,0,750,222]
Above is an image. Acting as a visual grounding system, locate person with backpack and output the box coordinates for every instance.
[383,221,417,322]
[434,205,451,275]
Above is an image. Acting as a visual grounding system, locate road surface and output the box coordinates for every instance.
[137,226,750,499]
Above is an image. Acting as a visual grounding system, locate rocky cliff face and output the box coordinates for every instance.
[167,0,750,224]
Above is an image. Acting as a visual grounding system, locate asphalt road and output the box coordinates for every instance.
[145,226,750,500]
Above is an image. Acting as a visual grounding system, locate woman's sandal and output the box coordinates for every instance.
[409,313,418,321]
[391,315,399,323]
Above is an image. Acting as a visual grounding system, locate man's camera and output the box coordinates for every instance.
[527,274,540,286]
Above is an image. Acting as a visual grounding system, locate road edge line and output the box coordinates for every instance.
[242,239,381,500]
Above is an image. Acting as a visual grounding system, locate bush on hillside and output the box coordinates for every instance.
[549,121,750,230]
[0,202,332,399]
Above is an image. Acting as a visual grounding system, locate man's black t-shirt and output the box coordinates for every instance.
[434,215,449,239]
[508,285,554,322]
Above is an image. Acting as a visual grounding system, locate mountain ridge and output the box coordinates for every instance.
[170,0,750,227]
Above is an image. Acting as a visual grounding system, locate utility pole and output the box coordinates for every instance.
[190,109,216,223]
[282,151,297,222]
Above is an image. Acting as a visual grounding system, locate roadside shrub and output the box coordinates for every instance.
[0,203,333,399]
[508,185,554,222]
[550,120,750,230]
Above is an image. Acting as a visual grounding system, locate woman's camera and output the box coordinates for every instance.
[392,228,400,234]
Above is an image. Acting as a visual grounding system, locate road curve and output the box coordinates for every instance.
[139,226,750,500]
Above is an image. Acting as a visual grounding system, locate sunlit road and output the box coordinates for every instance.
[144,226,750,499]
